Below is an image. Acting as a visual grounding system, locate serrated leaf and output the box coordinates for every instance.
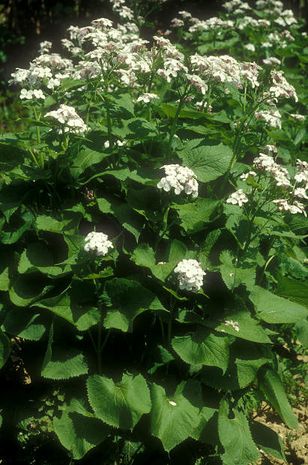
[150,381,201,452]
[218,399,260,465]
[53,398,109,459]
[259,367,298,429]
[178,142,233,182]
[87,373,151,430]
[250,286,308,324]
[172,329,230,372]
[104,278,166,332]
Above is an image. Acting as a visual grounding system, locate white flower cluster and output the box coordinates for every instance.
[290,114,305,122]
[224,319,240,332]
[253,152,291,188]
[189,17,234,33]
[268,70,298,102]
[226,189,249,207]
[136,93,159,104]
[273,199,306,216]
[262,57,281,66]
[45,104,88,134]
[84,231,113,256]
[190,54,260,89]
[295,160,308,188]
[255,109,282,129]
[20,89,45,100]
[174,259,206,292]
[157,164,198,198]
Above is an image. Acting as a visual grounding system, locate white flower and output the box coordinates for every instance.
[45,104,88,134]
[168,400,177,406]
[136,93,159,104]
[244,44,255,52]
[262,57,281,66]
[273,199,306,216]
[187,74,208,95]
[240,170,257,181]
[269,70,298,102]
[174,259,206,292]
[255,109,281,129]
[224,320,240,332]
[157,164,198,198]
[290,114,305,122]
[84,231,113,256]
[226,189,248,207]
[294,188,308,200]
[253,153,290,188]
[20,89,45,100]
[294,160,308,186]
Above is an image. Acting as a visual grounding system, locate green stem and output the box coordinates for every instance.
[168,83,190,146]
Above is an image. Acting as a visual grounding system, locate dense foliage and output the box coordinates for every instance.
[0,0,307,464]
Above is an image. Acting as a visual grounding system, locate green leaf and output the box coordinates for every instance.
[251,421,286,462]
[0,329,10,369]
[218,399,260,465]
[172,329,230,372]
[202,343,271,390]
[295,318,308,348]
[53,398,109,460]
[41,325,88,380]
[70,146,111,178]
[205,310,271,344]
[0,267,9,292]
[178,142,233,182]
[132,244,174,281]
[220,250,255,290]
[9,276,49,307]
[87,373,151,430]
[250,286,308,324]
[33,292,100,331]
[258,367,298,429]
[2,310,46,341]
[277,276,308,307]
[104,278,166,332]
[150,381,201,452]
[173,198,219,234]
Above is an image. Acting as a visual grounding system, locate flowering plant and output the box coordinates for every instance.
[0,1,307,464]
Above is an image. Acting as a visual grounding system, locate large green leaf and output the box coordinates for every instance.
[33,291,99,331]
[172,329,230,372]
[41,325,88,380]
[87,373,151,430]
[172,198,220,233]
[220,250,255,290]
[150,381,201,452]
[104,278,166,332]
[178,141,233,182]
[218,399,260,465]
[53,398,109,459]
[204,310,272,343]
[277,276,308,307]
[202,343,271,390]
[250,286,308,324]
[70,146,111,179]
[251,421,286,462]
[258,367,298,429]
